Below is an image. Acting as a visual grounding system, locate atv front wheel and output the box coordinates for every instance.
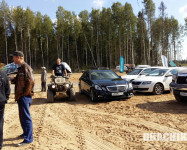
[47,89,54,103]
[69,88,76,101]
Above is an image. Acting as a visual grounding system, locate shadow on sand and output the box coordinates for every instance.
[136,100,187,114]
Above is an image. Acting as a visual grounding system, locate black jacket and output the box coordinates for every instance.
[0,71,10,103]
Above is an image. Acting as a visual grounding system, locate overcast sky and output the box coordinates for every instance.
[5,0,187,60]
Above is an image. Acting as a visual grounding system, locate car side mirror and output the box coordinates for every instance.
[165,73,172,77]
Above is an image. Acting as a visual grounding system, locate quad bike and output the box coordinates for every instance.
[47,75,76,102]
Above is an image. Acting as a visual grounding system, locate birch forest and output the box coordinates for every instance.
[0,0,186,71]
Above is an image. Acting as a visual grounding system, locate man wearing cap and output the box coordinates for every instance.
[41,67,47,92]
[10,51,34,146]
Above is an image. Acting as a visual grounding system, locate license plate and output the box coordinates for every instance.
[180,92,187,96]
[112,92,123,96]
[133,85,138,88]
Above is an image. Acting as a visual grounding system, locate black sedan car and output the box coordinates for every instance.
[79,69,134,101]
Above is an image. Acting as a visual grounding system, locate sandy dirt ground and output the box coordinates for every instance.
[2,73,187,150]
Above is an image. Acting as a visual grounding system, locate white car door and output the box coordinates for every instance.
[164,69,178,90]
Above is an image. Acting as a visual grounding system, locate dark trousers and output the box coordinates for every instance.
[41,81,46,92]
[0,102,5,149]
[18,96,33,143]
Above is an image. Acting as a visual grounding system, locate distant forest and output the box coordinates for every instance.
[0,0,187,72]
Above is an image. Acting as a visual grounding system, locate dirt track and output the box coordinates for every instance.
[3,73,187,150]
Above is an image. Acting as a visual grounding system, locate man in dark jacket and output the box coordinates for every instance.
[0,70,10,150]
[11,51,34,146]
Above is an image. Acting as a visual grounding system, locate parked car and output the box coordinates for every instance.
[121,67,163,82]
[170,68,187,102]
[132,67,179,95]
[115,65,128,72]
[79,69,134,102]
[1,62,18,75]
[115,64,135,72]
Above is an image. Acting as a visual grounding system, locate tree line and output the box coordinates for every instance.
[0,0,185,72]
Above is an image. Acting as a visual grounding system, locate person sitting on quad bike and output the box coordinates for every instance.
[47,58,75,102]
[52,58,67,77]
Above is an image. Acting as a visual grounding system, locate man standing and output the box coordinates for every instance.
[11,51,34,146]
[41,67,47,92]
[52,58,67,76]
[0,71,10,150]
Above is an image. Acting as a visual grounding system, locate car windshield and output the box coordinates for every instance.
[141,68,158,75]
[146,69,168,76]
[90,70,119,80]
[128,69,143,75]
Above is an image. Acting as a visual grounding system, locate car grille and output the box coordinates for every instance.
[106,85,127,92]
[177,77,187,84]
[132,81,142,85]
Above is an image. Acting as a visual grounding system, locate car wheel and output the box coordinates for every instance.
[174,94,186,103]
[47,89,54,103]
[153,83,164,95]
[79,83,82,94]
[90,88,97,102]
[69,88,76,101]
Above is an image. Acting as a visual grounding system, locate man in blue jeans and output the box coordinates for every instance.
[0,71,10,150]
[11,51,34,146]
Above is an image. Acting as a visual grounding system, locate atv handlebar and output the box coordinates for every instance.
[50,75,69,79]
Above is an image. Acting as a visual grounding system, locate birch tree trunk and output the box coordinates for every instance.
[21,28,23,52]
[14,29,18,51]
[75,38,80,72]
[68,35,70,65]
[28,28,31,66]
[61,36,63,61]
[40,37,44,67]
[84,33,96,66]
[47,36,49,69]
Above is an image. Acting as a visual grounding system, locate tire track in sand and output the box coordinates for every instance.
[32,103,48,149]
[51,103,87,150]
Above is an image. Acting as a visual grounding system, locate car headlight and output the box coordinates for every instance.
[95,85,102,90]
[142,81,152,85]
[128,83,133,89]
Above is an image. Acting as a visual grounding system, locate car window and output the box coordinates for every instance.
[167,69,178,75]
[90,70,119,80]
[81,72,89,79]
[141,68,157,75]
[128,69,143,75]
[146,69,168,76]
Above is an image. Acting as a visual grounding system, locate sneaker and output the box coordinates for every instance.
[17,141,32,147]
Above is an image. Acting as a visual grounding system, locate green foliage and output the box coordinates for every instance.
[0,1,184,73]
